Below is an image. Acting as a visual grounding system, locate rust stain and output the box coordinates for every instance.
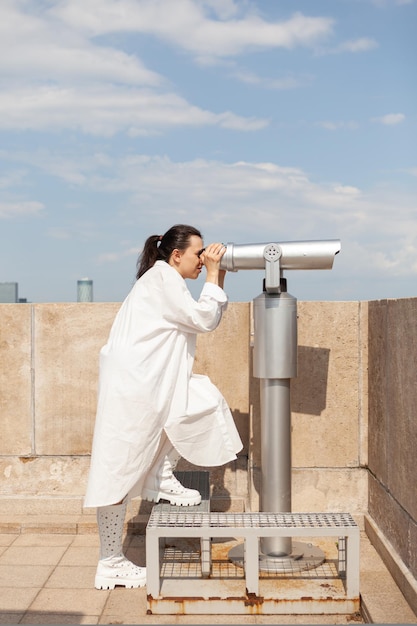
[148,537,360,616]
[147,594,360,616]
[19,456,36,463]
[244,591,264,607]
[348,611,363,622]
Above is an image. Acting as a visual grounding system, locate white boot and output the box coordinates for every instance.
[95,503,146,589]
[142,435,201,506]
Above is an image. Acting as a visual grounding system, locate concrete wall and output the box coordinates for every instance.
[0,300,368,517]
[1,297,416,605]
[367,298,417,609]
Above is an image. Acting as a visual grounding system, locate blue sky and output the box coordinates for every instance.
[0,0,416,303]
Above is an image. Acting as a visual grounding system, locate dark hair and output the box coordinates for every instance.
[136,224,202,279]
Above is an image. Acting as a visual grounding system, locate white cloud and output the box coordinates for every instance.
[0,85,268,135]
[197,0,241,20]
[0,169,28,190]
[317,37,378,55]
[336,37,378,53]
[0,1,281,136]
[3,148,417,300]
[232,70,312,90]
[334,185,361,195]
[372,113,405,125]
[96,247,140,264]
[47,227,73,240]
[0,1,161,86]
[51,1,334,58]
[87,155,416,278]
[317,120,359,131]
[0,200,44,219]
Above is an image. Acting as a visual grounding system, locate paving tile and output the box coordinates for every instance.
[11,533,75,547]
[58,545,98,566]
[99,613,175,625]
[20,611,98,624]
[173,616,258,624]
[29,588,109,615]
[22,522,78,534]
[70,534,100,547]
[124,535,146,563]
[0,523,21,534]
[253,616,362,624]
[101,586,148,623]
[361,591,417,624]
[0,526,415,625]
[5,515,79,534]
[0,587,41,611]
[0,545,67,566]
[0,564,54,587]
[0,613,22,624]
[0,535,17,547]
[45,565,96,589]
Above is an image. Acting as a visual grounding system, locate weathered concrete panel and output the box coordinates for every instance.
[291,301,360,468]
[293,468,368,514]
[368,299,417,594]
[385,299,417,521]
[0,455,90,497]
[368,472,411,570]
[368,300,389,486]
[368,298,417,524]
[34,303,120,455]
[0,304,32,455]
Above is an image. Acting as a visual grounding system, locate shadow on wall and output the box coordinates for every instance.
[248,344,331,506]
[291,345,331,416]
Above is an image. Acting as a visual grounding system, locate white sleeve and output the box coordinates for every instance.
[200,281,228,308]
[163,273,228,334]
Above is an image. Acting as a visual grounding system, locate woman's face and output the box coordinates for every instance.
[170,235,205,279]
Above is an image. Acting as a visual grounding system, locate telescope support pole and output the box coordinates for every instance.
[260,378,292,556]
[229,281,325,572]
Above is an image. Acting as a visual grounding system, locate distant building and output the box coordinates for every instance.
[0,282,18,303]
[77,278,93,302]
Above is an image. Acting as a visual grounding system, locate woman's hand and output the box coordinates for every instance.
[201,243,226,288]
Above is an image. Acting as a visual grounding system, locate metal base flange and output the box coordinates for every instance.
[228,540,325,573]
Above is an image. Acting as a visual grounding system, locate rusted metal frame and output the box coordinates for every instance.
[145,511,360,599]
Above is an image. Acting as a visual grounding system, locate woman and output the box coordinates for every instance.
[84,224,243,590]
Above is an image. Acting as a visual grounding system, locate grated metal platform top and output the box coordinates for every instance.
[147,511,358,529]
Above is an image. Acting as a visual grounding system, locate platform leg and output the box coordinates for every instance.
[146,532,161,598]
[244,535,259,595]
[346,532,360,598]
[200,536,211,577]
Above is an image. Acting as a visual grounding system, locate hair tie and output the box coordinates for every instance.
[156,235,163,247]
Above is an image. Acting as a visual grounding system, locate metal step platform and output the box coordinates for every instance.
[145,471,360,616]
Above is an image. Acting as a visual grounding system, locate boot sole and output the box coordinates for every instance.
[142,487,201,507]
[95,575,146,590]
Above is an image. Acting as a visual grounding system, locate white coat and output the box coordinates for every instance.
[84,260,243,508]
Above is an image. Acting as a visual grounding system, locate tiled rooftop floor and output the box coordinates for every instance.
[0,517,416,624]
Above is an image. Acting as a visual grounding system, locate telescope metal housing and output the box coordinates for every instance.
[220,239,341,272]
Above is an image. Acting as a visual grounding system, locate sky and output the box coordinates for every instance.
[0,0,416,304]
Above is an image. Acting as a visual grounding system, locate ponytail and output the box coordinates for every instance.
[136,224,202,280]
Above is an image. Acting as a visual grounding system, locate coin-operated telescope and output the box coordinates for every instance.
[221,239,341,292]
[224,239,341,572]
